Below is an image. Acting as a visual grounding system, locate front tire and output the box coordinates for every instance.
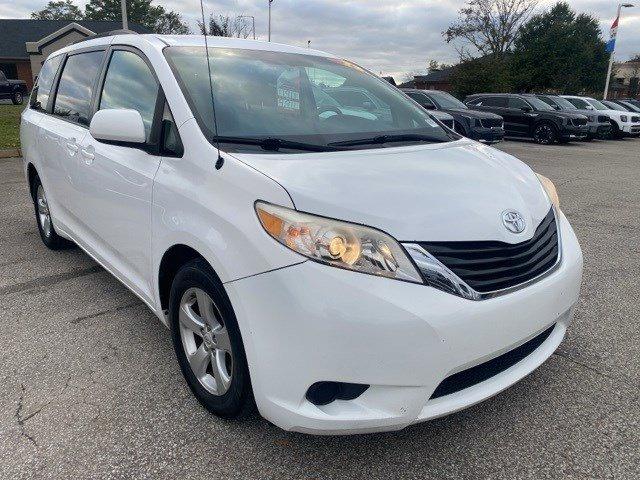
[169,258,252,418]
[30,174,73,250]
[12,91,24,105]
[533,123,557,145]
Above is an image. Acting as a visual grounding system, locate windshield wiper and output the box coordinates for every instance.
[328,134,446,147]
[212,136,341,152]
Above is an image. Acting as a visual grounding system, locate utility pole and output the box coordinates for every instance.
[604,3,635,99]
[268,0,274,41]
[121,0,128,30]
[239,15,256,39]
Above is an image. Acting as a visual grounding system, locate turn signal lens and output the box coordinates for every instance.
[255,202,423,283]
[536,173,560,209]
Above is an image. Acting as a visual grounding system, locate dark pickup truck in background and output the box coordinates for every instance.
[0,71,28,105]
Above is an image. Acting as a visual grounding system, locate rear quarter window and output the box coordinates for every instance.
[31,55,63,111]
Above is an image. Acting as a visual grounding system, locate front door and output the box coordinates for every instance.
[77,48,162,303]
[507,97,535,136]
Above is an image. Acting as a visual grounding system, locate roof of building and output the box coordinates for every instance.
[414,65,456,83]
[0,19,150,59]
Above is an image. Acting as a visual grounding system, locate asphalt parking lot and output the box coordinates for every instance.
[1,138,639,479]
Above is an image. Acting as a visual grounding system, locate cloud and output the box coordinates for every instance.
[10,0,640,80]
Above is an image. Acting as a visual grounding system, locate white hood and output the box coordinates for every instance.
[233,140,552,243]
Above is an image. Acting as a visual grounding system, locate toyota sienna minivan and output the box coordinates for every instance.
[20,33,583,435]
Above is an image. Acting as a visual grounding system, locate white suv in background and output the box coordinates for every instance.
[562,95,640,138]
[20,33,583,435]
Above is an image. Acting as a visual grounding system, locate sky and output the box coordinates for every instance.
[3,0,639,80]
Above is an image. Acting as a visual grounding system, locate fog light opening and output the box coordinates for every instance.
[305,381,369,406]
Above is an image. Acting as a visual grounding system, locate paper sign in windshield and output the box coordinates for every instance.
[277,68,302,113]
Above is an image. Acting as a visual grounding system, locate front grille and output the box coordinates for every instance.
[481,118,503,128]
[418,208,558,294]
[429,324,556,399]
[598,115,609,123]
[572,118,587,126]
[632,116,640,123]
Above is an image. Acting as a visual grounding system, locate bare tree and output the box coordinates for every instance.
[199,14,251,38]
[443,0,538,58]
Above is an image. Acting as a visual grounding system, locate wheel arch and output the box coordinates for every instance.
[157,244,213,314]
[26,162,38,199]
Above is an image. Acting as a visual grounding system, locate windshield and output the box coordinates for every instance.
[526,97,554,111]
[587,98,609,111]
[603,101,628,111]
[550,96,578,110]
[429,91,468,110]
[164,47,453,152]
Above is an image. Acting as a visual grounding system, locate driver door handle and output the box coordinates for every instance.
[81,147,95,164]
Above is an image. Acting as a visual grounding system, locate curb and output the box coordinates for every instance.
[0,148,21,159]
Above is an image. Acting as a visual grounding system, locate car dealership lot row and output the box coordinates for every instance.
[1,137,639,479]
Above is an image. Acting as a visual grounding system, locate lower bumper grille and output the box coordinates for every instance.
[429,324,556,399]
[598,115,610,123]
[572,118,588,126]
[480,118,503,128]
[418,208,559,294]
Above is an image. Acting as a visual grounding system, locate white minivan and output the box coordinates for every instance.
[21,33,583,435]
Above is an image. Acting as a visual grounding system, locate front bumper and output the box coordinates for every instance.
[559,124,589,140]
[469,127,505,144]
[588,123,612,138]
[226,212,583,435]
[621,123,640,136]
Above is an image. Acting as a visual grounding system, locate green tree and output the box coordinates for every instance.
[451,56,513,98]
[31,0,84,20]
[510,2,608,94]
[84,0,189,34]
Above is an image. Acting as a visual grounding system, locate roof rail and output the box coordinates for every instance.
[72,29,139,45]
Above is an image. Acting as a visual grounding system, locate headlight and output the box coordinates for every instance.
[255,202,423,283]
[621,115,628,123]
[536,173,560,209]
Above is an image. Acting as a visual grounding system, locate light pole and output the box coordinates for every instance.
[603,3,634,99]
[239,15,256,40]
[268,0,274,42]
[121,0,128,30]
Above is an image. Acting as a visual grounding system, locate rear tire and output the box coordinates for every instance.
[30,174,74,250]
[533,123,558,145]
[12,91,24,105]
[169,258,253,418]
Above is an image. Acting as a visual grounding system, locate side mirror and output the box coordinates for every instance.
[423,104,436,110]
[585,105,595,110]
[90,109,145,144]
[520,106,533,112]
[552,105,561,110]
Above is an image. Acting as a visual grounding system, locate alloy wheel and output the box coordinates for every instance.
[36,185,52,238]
[178,287,233,396]
[534,125,555,145]
[15,92,23,104]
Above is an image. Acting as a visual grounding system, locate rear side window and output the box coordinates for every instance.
[99,50,160,142]
[477,97,508,108]
[53,50,104,126]
[508,97,529,109]
[31,55,63,111]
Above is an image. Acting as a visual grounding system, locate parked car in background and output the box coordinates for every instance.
[620,98,640,110]
[402,88,504,144]
[428,109,455,130]
[535,94,611,140]
[607,99,640,113]
[0,70,28,104]
[465,93,589,144]
[561,96,640,138]
[20,33,583,435]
